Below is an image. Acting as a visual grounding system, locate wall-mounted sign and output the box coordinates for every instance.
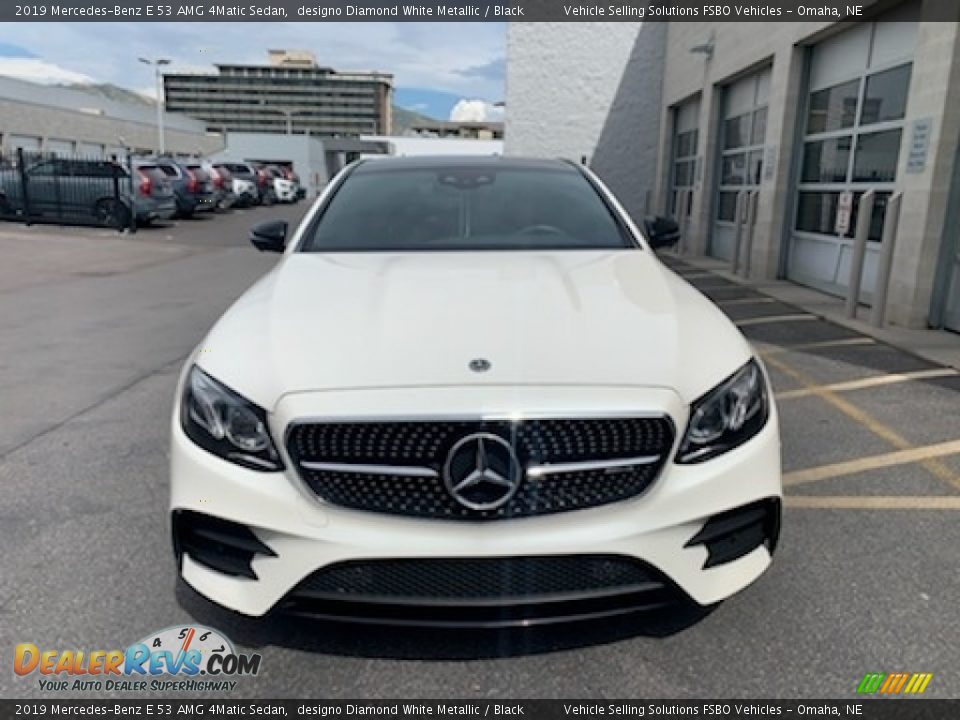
[906,117,933,174]
[835,190,854,235]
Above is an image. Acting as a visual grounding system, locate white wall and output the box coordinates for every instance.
[505,22,642,162]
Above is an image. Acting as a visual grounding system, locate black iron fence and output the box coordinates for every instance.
[0,148,136,232]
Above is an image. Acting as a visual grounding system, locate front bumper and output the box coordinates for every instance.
[170,385,782,622]
[274,184,297,202]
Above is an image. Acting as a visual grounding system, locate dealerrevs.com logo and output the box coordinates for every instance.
[14,625,261,693]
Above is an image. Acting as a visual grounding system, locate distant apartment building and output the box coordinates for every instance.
[163,50,393,137]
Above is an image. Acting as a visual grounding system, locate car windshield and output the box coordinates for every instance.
[299,164,632,252]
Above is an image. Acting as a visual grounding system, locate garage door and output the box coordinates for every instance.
[8,135,41,152]
[669,98,700,225]
[78,142,104,158]
[709,68,770,261]
[787,6,918,300]
[47,139,75,156]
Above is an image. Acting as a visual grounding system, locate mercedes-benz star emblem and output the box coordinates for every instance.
[443,433,523,511]
[468,358,491,373]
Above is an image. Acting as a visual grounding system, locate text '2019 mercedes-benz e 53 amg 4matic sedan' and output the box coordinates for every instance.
[170,156,782,627]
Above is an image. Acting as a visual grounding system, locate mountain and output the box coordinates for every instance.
[57,82,154,106]
[392,105,438,135]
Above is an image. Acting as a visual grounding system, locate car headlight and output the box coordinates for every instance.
[180,366,283,471]
[676,358,769,464]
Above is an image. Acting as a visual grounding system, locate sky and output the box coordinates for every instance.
[0,23,506,121]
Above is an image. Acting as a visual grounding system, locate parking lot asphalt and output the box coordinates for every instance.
[1,213,958,699]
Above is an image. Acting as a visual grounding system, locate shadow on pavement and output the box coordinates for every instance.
[175,580,716,660]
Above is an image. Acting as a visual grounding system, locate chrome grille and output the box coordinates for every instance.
[287,417,673,520]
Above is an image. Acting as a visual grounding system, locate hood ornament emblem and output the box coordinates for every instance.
[469,358,491,373]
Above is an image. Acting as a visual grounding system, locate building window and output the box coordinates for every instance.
[806,79,860,134]
[860,64,912,126]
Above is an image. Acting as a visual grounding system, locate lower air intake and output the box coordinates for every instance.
[281,555,682,627]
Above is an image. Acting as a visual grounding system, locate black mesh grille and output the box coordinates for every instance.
[292,555,663,603]
[287,417,673,520]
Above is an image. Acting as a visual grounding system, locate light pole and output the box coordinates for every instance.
[139,57,170,154]
[258,100,307,134]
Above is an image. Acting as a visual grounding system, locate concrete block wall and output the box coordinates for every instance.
[590,23,667,223]
[506,22,643,163]
[888,15,960,327]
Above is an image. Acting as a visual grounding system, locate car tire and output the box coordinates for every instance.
[94,198,130,228]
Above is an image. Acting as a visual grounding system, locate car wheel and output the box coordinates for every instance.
[94,198,130,228]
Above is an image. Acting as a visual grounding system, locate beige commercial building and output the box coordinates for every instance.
[164,50,393,137]
[507,2,960,334]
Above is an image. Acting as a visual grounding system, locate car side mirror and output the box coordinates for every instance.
[644,216,681,249]
[250,220,287,253]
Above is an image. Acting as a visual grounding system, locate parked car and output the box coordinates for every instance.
[151,158,217,218]
[170,156,782,623]
[189,161,235,211]
[281,166,306,200]
[216,162,271,206]
[254,165,278,205]
[0,156,173,227]
[261,164,298,203]
[213,163,257,207]
[131,161,177,225]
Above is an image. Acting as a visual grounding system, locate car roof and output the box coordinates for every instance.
[351,155,578,175]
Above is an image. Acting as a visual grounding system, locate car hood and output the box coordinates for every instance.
[197,250,753,409]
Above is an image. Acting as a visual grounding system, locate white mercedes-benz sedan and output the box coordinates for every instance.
[170,156,781,626]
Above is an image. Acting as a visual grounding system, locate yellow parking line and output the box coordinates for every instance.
[737,314,817,327]
[783,439,960,486]
[758,337,875,355]
[715,297,777,306]
[766,352,960,491]
[786,495,960,510]
[776,368,958,401]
